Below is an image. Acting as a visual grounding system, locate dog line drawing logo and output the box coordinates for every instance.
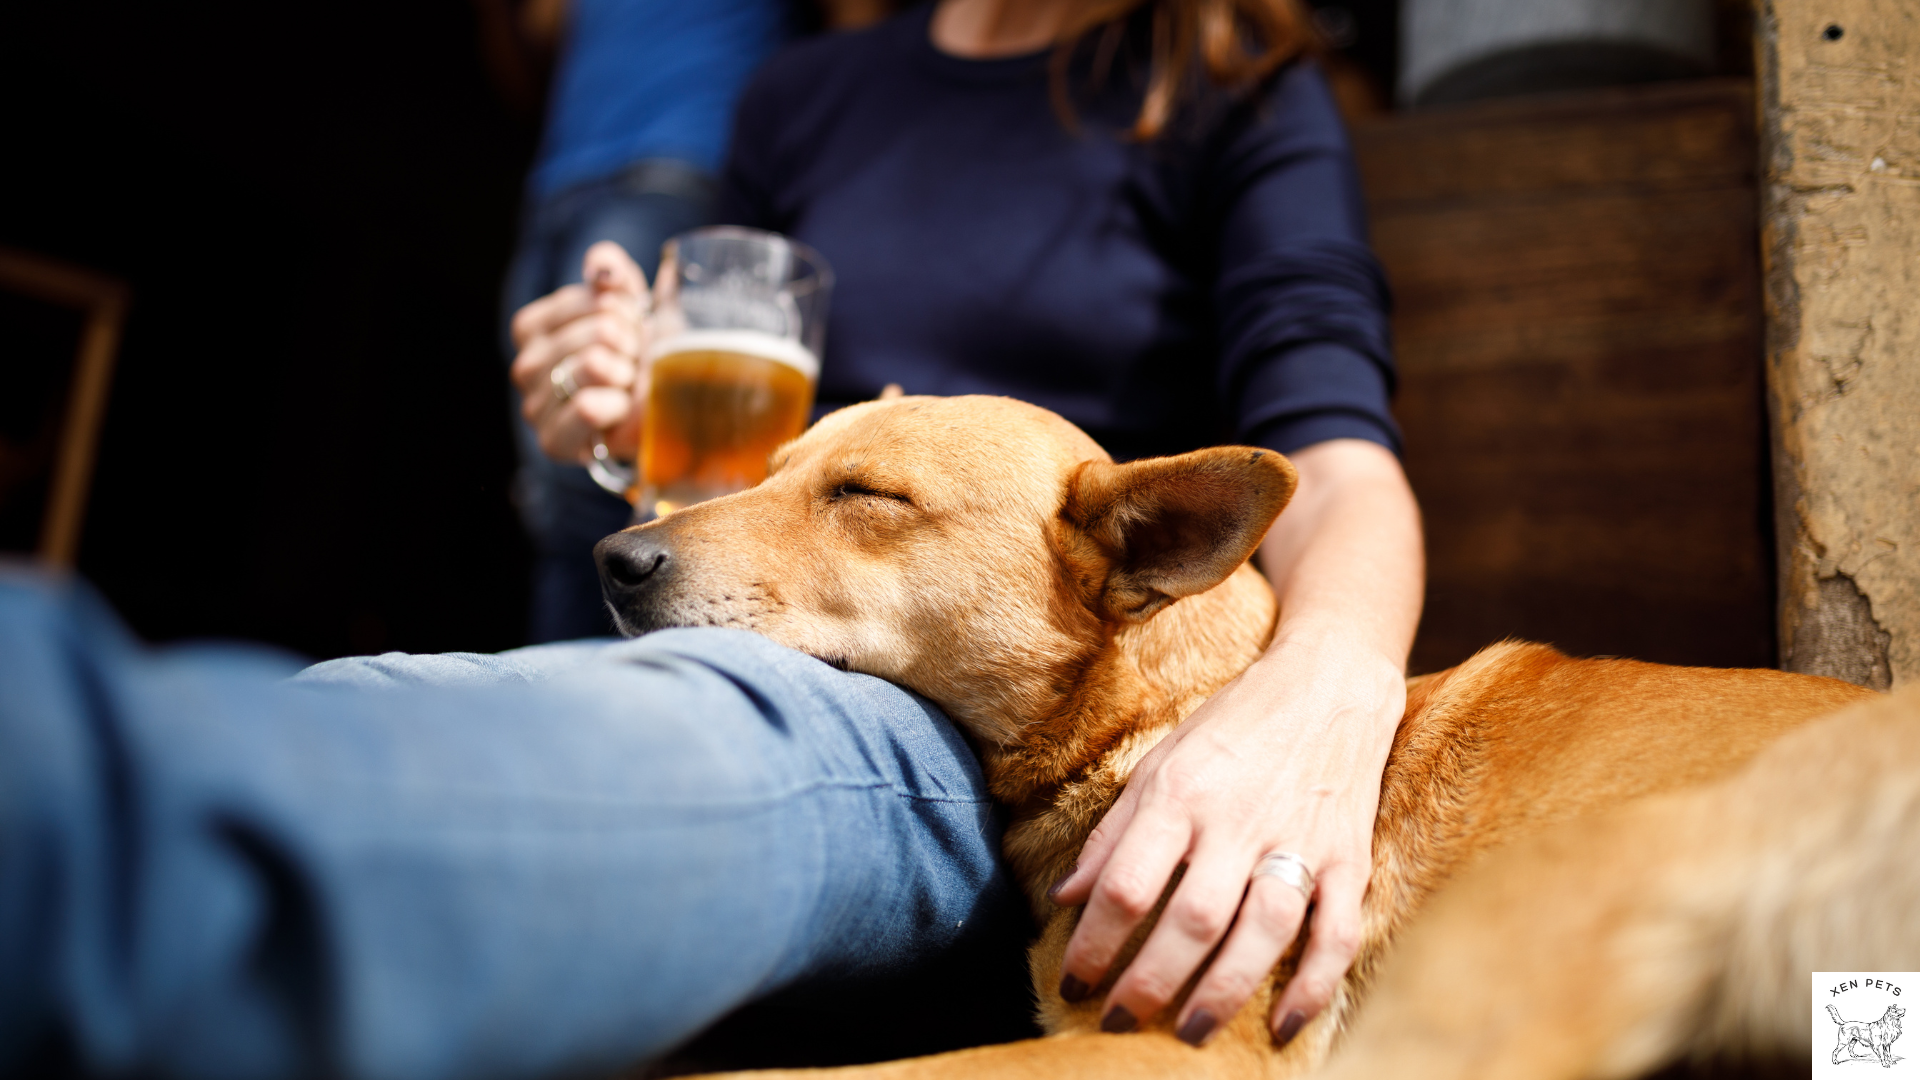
[1829,1003,1907,1067]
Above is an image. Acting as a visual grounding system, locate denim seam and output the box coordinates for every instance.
[295,777,993,813]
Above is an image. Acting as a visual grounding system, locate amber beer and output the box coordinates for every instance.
[639,329,818,518]
[586,226,832,510]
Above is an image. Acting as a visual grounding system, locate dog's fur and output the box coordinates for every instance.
[1318,686,1920,1080]
[595,395,1875,1078]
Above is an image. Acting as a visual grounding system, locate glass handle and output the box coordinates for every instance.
[588,439,636,499]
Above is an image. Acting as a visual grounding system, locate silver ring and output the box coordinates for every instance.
[1252,851,1316,902]
[550,357,581,403]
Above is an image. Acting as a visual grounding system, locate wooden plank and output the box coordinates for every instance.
[0,249,130,567]
[1759,0,1920,691]
[42,296,127,566]
[1382,191,1759,357]
[1360,80,1759,207]
[1353,80,1772,674]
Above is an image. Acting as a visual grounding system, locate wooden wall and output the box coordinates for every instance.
[1353,80,1775,675]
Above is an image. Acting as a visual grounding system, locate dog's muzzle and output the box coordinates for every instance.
[594,530,675,634]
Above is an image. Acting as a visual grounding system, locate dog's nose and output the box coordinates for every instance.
[594,530,672,599]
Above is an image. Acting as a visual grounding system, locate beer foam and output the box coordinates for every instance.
[647,329,819,380]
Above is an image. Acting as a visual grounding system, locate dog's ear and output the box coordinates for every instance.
[1064,446,1297,622]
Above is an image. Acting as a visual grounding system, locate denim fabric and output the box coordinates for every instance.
[501,163,718,644]
[0,571,1035,1079]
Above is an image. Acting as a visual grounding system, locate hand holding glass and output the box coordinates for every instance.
[590,227,832,519]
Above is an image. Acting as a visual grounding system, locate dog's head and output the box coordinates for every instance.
[594,395,1295,744]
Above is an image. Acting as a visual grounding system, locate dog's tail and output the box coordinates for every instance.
[1829,1004,1846,1025]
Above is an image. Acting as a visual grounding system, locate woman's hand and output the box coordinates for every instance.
[1046,439,1423,1048]
[508,241,652,465]
[1048,630,1403,1046]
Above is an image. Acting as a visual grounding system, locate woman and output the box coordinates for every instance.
[511,0,1421,1051]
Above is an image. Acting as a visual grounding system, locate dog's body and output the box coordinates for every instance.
[1830,1004,1907,1067]
[594,396,1873,1078]
[1319,686,1920,1080]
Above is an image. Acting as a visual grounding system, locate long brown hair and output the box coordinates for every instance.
[1049,0,1321,139]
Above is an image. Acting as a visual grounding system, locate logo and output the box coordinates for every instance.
[1816,973,1915,1075]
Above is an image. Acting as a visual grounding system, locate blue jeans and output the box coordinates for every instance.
[502,160,719,644]
[0,571,1035,1078]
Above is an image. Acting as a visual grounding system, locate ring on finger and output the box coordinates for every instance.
[1252,851,1316,903]
[550,356,582,403]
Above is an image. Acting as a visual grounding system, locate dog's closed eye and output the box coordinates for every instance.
[830,481,913,505]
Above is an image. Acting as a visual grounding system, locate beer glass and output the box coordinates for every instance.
[589,227,832,518]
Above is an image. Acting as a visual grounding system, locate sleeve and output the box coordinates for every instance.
[1208,60,1401,456]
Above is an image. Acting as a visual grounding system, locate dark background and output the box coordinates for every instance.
[2,1,537,658]
[0,0,1401,662]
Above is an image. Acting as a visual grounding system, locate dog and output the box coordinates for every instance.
[594,394,1874,1078]
[1831,1004,1907,1068]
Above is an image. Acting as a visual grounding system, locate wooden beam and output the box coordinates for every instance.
[0,248,129,568]
[1758,0,1920,689]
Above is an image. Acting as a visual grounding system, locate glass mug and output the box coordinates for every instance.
[589,227,833,519]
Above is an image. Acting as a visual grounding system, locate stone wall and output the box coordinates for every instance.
[1759,0,1919,690]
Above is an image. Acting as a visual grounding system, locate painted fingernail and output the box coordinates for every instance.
[1100,1005,1137,1034]
[592,267,612,286]
[1046,864,1076,901]
[1058,973,1091,1003]
[1176,1009,1217,1047]
[1275,1008,1307,1047]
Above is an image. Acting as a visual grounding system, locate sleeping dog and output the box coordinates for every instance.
[595,395,1872,1078]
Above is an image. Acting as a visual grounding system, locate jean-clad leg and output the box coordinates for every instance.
[0,572,1032,1080]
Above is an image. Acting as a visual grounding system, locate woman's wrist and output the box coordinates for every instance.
[1265,613,1407,681]
[1240,618,1408,737]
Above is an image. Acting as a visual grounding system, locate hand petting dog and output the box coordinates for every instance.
[1047,438,1423,1046]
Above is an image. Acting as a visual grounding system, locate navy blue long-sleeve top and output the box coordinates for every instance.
[719,3,1397,461]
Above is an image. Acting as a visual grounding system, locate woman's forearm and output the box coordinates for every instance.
[1257,438,1424,678]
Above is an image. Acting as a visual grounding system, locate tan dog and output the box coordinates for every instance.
[594,395,1872,1078]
